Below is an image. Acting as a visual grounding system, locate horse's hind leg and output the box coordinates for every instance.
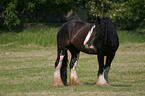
[53,48,68,86]
[69,47,82,86]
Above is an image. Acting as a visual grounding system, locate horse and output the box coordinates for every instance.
[53,17,119,86]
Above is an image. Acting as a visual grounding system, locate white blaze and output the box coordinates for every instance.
[83,25,96,45]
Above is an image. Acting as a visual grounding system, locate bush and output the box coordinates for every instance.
[4,2,20,31]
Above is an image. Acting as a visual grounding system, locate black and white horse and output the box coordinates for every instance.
[53,17,119,86]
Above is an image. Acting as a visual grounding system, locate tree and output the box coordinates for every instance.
[1,0,144,30]
[0,0,77,31]
[87,0,145,30]
[4,1,20,31]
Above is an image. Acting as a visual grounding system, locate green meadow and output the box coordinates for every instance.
[0,25,145,96]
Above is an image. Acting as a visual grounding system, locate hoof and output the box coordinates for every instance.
[96,74,110,86]
[53,78,64,86]
[96,82,110,86]
[69,68,83,86]
[53,70,64,86]
[69,79,83,86]
[53,76,64,86]
[69,71,83,86]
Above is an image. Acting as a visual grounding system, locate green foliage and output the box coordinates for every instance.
[0,0,144,30]
[4,2,20,31]
[0,0,76,31]
[27,2,35,12]
[87,0,145,30]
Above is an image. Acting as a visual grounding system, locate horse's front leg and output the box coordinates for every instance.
[96,53,115,86]
[69,53,82,86]
[104,53,115,85]
[96,54,109,86]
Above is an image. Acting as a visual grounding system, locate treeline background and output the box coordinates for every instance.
[0,0,144,31]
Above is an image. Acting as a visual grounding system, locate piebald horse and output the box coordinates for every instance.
[53,17,119,86]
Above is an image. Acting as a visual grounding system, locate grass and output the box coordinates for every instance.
[0,26,145,95]
[118,30,145,43]
[0,43,145,96]
[0,25,58,47]
[0,26,145,47]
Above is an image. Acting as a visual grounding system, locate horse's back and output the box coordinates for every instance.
[58,20,89,34]
[57,20,91,48]
[57,20,74,47]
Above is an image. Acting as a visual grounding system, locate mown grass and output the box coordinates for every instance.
[0,43,144,96]
[0,26,145,96]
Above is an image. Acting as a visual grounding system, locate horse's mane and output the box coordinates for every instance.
[100,17,119,49]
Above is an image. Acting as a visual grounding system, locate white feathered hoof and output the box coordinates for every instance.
[96,74,110,86]
[53,70,64,86]
[69,78,83,86]
[53,55,65,86]
[69,69,83,86]
[96,67,110,86]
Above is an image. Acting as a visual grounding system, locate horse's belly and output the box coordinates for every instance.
[80,49,98,55]
[73,44,98,55]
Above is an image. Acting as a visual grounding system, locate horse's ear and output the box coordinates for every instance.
[97,16,101,25]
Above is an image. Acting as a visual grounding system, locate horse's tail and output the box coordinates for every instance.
[55,44,68,85]
[60,51,68,85]
[101,17,119,50]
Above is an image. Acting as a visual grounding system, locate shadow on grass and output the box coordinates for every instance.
[111,84,132,87]
[84,82,96,85]
[83,82,132,88]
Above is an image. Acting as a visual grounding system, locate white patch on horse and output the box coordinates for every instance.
[69,61,82,85]
[83,25,96,45]
[53,55,64,86]
[96,67,110,86]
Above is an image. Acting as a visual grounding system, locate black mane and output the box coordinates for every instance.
[100,17,119,50]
